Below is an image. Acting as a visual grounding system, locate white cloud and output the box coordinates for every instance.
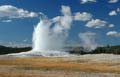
[107,31,120,37]
[0,5,38,18]
[109,8,120,16]
[80,0,96,4]
[109,10,117,16]
[117,8,120,12]
[53,11,92,24]
[53,6,113,30]
[23,39,28,42]
[108,24,115,28]
[52,5,93,33]
[0,41,31,47]
[2,19,12,22]
[85,19,108,28]
[108,0,118,3]
[74,12,92,21]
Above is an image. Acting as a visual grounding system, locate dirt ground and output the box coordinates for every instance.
[0,54,120,77]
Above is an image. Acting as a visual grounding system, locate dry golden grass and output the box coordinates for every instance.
[0,57,119,73]
[0,57,119,77]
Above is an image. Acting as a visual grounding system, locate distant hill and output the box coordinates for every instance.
[0,45,7,48]
[0,45,32,55]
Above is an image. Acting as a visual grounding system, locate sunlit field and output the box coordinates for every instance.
[0,54,120,77]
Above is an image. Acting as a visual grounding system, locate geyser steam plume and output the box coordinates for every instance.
[79,32,97,51]
[32,16,68,51]
[32,5,92,52]
[5,5,92,57]
[30,6,73,56]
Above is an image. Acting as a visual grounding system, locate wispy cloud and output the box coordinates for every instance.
[108,0,118,3]
[2,19,12,22]
[23,39,28,42]
[0,40,31,47]
[0,5,38,19]
[108,24,115,28]
[109,8,120,16]
[109,10,117,16]
[107,31,120,37]
[85,19,114,28]
[52,5,92,33]
[80,0,96,4]
[74,12,92,21]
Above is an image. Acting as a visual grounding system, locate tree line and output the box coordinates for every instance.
[0,45,120,55]
[68,45,120,55]
[0,45,31,55]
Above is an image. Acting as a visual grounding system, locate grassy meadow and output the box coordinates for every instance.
[0,54,120,77]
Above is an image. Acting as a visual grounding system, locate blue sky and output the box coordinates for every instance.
[0,0,120,47]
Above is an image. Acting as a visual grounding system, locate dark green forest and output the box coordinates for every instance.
[68,45,120,55]
[0,45,31,55]
[0,45,120,55]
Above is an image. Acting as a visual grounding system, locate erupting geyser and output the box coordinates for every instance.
[29,5,73,56]
[32,17,65,52]
[5,5,73,57]
[5,5,95,57]
[30,15,69,56]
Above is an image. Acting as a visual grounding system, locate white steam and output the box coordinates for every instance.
[32,6,73,52]
[32,5,92,52]
[79,32,97,51]
[5,5,94,57]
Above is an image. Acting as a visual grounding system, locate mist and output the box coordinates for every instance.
[79,32,97,51]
